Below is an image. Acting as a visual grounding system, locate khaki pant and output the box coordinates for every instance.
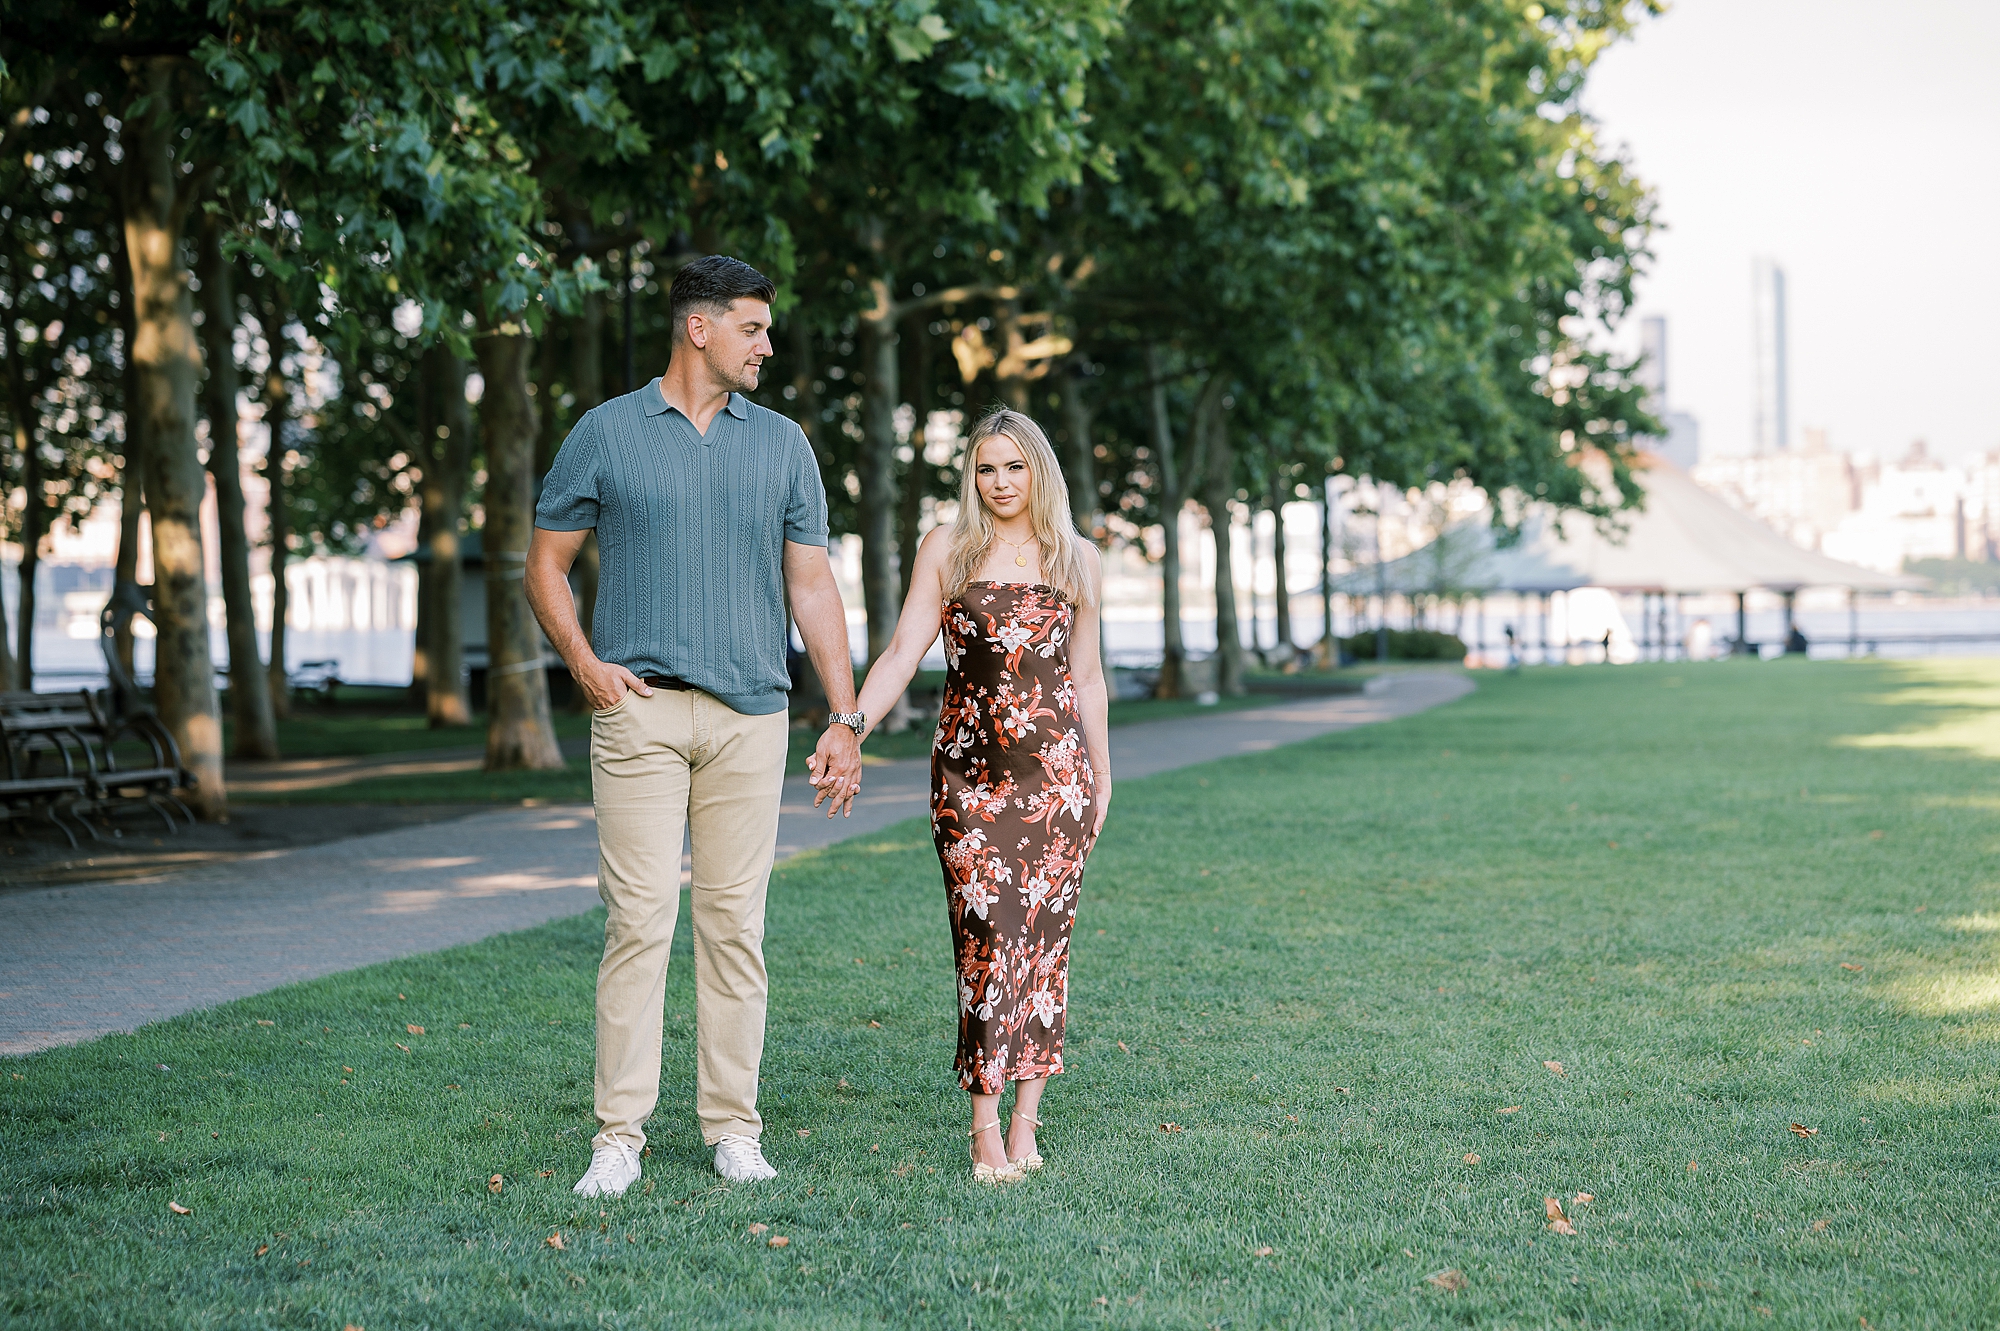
[589,687,789,1150]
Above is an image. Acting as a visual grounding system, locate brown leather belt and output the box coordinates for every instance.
[640,675,697,691]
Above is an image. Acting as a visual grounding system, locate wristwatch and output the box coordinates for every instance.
[827,710,866,736]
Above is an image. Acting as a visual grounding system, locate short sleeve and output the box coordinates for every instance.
[534,410,603,531]
[783,424,829,546]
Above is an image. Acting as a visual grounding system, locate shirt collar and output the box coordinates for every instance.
[643,378,749,421]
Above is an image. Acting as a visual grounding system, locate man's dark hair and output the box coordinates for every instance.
[669,255,776,344]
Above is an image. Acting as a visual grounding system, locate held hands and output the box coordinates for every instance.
[808,723,863,818]
[580,657,653,713]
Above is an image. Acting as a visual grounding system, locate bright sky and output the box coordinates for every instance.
[1585,0,2000,461]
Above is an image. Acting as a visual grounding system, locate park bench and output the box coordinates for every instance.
[288,658,343,705]
[0,691,97,847]
[0,690,195,846]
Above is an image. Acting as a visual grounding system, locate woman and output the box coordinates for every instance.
[849,407,1112,1183]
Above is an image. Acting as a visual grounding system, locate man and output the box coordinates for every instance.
[525,254,866,1197]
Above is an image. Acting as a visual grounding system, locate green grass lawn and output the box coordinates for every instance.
[9,659,2000,1327]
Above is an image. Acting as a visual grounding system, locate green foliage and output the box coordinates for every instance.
[1338,628,1468,661]
[6,661,1999,1325]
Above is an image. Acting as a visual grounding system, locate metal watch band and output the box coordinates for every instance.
[828,711,866,735]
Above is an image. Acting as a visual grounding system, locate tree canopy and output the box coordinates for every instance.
[1,0,1661,807]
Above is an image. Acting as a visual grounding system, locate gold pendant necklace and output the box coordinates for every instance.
[995,532,1033,568]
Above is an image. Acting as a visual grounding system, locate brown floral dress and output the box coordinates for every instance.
[933,581,1098,1092]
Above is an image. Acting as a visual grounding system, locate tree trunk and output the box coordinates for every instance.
[254,281,294,720]
[789,315,822,447]
[1200,391,1246,697]
[1147,345,1186,699]
[1270,474,1294,653]
[476,330,562,770]
[408,495,434,702]
[856,296,900,664]
[0,560,12,692]
[1060,351,1098,539]
[196,221,278,758]
[1318,479,1336,665]
[897,309,932,600]
[7,330,41,691]
[419,344,473,726]
[122,56,225,819]
[112,232,147,686]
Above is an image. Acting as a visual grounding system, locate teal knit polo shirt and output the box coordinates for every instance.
[533,379,829,716]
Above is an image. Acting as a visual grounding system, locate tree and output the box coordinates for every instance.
[195,213,278,757]
[773,0,1119,661]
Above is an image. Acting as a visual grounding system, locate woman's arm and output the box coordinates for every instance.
[852,527,950,742]
[1069,544,1113,835]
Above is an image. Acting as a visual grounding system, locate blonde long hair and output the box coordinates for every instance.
[942,407,1094,607]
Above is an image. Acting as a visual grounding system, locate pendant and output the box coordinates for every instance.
[1015,554,1028,567]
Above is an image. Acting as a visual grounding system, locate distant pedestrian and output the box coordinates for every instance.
[525,254,866,1197]
[851,408,1113,1185]
[1504,624,1519,670]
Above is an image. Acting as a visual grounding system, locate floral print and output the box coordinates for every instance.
[933,582,1097,1092]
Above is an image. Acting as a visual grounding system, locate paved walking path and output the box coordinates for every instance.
[0,671,1473,1055]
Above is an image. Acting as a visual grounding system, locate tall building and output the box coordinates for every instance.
[1636,314,1701,470]
[1750,257,1790,454]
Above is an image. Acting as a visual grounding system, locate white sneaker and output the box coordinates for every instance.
[713,1133,777,1182]
[572,1133,641,1198]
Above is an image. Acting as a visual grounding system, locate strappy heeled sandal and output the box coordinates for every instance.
[1008,1110,1044,1172]
[969,1119,1024,1184]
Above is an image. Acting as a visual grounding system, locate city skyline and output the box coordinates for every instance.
[1589,0,2000,461]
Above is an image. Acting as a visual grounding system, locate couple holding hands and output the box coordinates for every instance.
[525,255,1111,1195]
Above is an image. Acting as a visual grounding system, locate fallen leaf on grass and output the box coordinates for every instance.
[1687,1160,1699,1173]
[1403,1248,1417,1258]
[1496,1105,1521,1115]
[1571,1193,1594,1206]
[538,1170,554,1178]
[867,1021,882,1029]
[488,1174,504,1194]
[395,1043,411,1053]
[1812,1219,1830,1232]
[1543,1061,1565,1077]
[1158,1122,1183,1133]
[838,1079,850,1089]
[768,1236,790,1248]
[797,1129,811,1138]
[1254,1247,1274,1257]
[398,993,406,1000]
[1841,963,1863,973]
[748,1223,769,1235]
[458,1023,471,1029]
[1544,1198,1577,1235]
[256,1020,275,1027]
[544,1232,565,1250]
[1333,1086,1351,1095]
[343,1067,353,1073]
[1117,1041,1131,1054]
[1868,830,1884,840]
[892,1163,914,1177]
[406,1025,425,1036]
[157,1132,167,1142]
[446,1084,461,1090]
[1463,1153,1481,1164]
[254,1244,268,1257]
[1426,1269,1467,1292]
[168,1202,190,1215]
[1789,1123,1819,1138]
